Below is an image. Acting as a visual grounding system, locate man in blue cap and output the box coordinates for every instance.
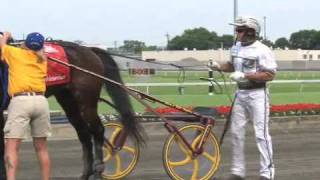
[0,31,51,180]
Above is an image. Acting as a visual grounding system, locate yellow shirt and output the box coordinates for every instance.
[1,45,47,97]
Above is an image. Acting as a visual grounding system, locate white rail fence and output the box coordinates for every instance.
[125,80,320,94]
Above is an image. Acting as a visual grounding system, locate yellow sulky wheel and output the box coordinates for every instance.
[162,124,220,180]
[102,122,140,180]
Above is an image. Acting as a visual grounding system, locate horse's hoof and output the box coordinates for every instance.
[79,174,90,180]
[94,163,105,173]
[92,163,104,180]
[93,173,103,180]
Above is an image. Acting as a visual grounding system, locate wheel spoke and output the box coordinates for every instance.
[202,151,217,163]
[168,155,192,167]
[168,136,193,167]
[191,159,199,180]
[115,154,122,174]
[176,136,192,155]
[109,127,122,144]
[122,146,136,155]
[103,148,112,162]
[191,134,202,149]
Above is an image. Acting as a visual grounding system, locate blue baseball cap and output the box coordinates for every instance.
[25,32,45,51]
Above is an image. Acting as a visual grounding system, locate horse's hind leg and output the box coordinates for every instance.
[0,112,6,180]
[55,92,94,180]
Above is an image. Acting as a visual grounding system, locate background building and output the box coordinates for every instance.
[142,49,320,70]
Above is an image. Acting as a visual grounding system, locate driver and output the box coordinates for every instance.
[210,16,277,180]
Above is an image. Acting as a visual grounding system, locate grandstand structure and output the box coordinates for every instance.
[84,43,320,71]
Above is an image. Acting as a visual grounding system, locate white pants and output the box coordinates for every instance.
[230,88,274,179]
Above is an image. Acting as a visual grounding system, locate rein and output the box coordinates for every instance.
[107,52,206,70]
[49,56,234,145]
[107,52,209,84]
[48,57,213,125]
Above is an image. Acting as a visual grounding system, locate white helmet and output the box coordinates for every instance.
[230,16,261,36]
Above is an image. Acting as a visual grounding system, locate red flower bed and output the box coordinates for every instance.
[147,104,320,117]
[270,104,320,116]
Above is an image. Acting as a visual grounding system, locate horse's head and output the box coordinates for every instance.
[0,33,30,109]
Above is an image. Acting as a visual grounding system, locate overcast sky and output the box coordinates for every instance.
[0,0,318,47]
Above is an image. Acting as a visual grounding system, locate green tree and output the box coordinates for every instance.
[311,31,320,49]
[257,36,275,48]
[143,45,160,51]
[289,30,318,49]
[219,34,234,49]
[274,37,290,49]
[261,39,274,48]
[120,40,146,54]
[168,27,220,50]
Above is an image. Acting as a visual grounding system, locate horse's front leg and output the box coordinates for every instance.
[0,112,6,180]
[55,94,95,180]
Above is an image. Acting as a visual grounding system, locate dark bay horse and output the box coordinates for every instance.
[0,41,145,180]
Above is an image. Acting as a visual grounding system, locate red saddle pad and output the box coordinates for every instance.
[44,42,71,86]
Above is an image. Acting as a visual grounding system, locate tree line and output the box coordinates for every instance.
[106,28,320,53]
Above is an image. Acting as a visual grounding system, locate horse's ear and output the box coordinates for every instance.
[7,38,15,44]
[46,37,53,42]
[0,32,16,44]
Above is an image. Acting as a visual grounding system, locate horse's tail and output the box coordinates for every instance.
[90,47,146,146]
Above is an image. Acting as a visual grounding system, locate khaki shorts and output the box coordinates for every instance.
[4,95,51,139]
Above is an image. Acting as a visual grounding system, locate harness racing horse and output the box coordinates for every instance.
[0,41,145,180]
